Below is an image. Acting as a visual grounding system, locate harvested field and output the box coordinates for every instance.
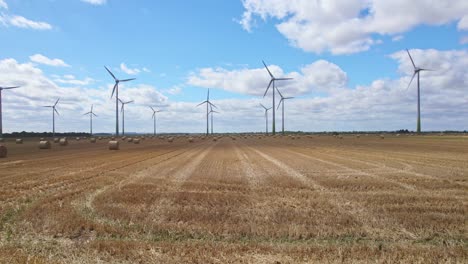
[0,135,467,263]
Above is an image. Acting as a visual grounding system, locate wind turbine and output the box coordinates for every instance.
[119,99,133,136]
[83,104,97,135]
[105,66,135,136]
[260,103,272,135]
[150,106,161,136]
[43,98,60,137]
[262,60,293,135]
[277,88,294,135]
[0,85,20,138]
[209,105,219,135]
[196,89,217,135]
[406,49,432,134]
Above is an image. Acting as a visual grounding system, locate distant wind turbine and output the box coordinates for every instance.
[406,49,433,134]
[260,103,272,135]
[83,104,97,135]
[150,106,161,136]
[262,60,293,135]
[196,89,217,135]
[43,98,60,137]
[105,66,135,136]
[0,85,20,138]
[276,88,294,135]
[209,105,219,135]
[119,99,133,136]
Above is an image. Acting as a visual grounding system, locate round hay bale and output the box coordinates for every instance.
[90,138,96,143]
[38,141,51,149]
[53,138,60,143]
[98,137,103,140]
[213,137,217,142]
[188,137,194,143]
[127,138,133,143]
[380,135,385,139]
[396,134,400,137]
[133,139,140,144]
[0,145,7,158]
[75,137,81,141]
[108,140,119,150]
[0,138,4,143]
[16,139,23,144]
[111,137,115,140]
[168,137,174,143]
[59,138,68,146]
[121,136,127,141]
[356,135,360,138]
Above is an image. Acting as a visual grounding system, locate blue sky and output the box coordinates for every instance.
[0,0,467,133]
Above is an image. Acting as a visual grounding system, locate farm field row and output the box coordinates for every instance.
[0,135,467,263]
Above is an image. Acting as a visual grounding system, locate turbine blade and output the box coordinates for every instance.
[83,112,91,115]
[196,101,207,107]
[260,103,267,110]
[406,49,417,69]
[150,106,155,112]
[420,68,434,71]
[118,98,124,104]
[54,98,60,106]
[285,97,294,99]
[111,83,118,98]
[120,78,136,82]
[127,100,134,104]
[54,108,60,115]
[93,113,97,117]
[277,100,283,110]
[3,86,20,90]
[208,102,217,108]
[263,80,273,97]
[262,60,274,78]
[276,78,293,81]
[105,66,117,81]
[406,72,417,91]
[276,87,284,98]
[43,106,52,108]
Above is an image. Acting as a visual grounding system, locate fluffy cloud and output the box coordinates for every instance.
[81,0,107,5]
[53,75,94,86]
[188,60,347,96]
[239,0,468,54]
[0,14,52,30]
[0,0,7,9]
[30,54,70,67]
[120,63,148,75]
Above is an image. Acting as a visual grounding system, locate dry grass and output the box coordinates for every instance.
[0,135,467,263]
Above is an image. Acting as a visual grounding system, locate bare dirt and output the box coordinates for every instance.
[0,135,467,263]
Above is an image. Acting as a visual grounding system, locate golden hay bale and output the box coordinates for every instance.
[59,138,68,146]
[380,135,385,139]
[133,139,140,144]
[356,135,360,138]
[108,140,119,150]
[38,141,51,149]
[168,137,174,143]
[90,138,96,143]
[396,134,400,137]
[16,139,23,144]
[127,138,133,143]
[76,137,81,141]
[0,145,7,158]
[188,137,194,143]
[53,138,59,143]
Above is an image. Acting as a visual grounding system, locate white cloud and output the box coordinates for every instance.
[29,54,70,67]
[81,0,107,5]
[392,35,404,42]
[0,14,52,30]
[188,60,346,96]
[460,36,468,45]
[0,0,8,9]
[167,86,182,95]
[120,63,142,75]
[458,16,468,30]
[54,75,94,86]
[239,0,468,54]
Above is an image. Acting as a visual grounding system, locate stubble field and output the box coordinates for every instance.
[0,134,467,263]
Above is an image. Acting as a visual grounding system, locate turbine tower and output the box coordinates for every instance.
[150,106,161,136]
[196,89,217,135]
[277,88,294,135]
[209,105,219,135]
[119,99,133,136]
[260,103,272,135]
[0,85,20,138]
[406,49,433,134]
[83,104,97,135]
[43,98,60,137]
[262,60,293,135]
[105,66,135,136]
